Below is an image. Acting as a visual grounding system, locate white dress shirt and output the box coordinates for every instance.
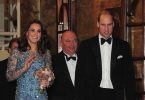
[64,53,77,86]
[99,34,113,89]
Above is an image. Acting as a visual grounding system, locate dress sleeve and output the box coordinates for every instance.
[6,49,25,81]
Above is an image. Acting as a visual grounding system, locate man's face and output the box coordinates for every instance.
[11,42,19,50]
[61,31,78,56]
[97,14,114,39]
[8,42,19,54]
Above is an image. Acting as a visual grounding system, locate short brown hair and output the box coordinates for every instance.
[9,38,20,48]
[97,9,113,22]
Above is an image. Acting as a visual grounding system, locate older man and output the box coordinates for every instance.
[48,30,84,100]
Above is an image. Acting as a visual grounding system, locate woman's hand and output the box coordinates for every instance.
[23,54,36,71]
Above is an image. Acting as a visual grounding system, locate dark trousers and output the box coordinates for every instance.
[90,87,124,100]
[97,87,117,100]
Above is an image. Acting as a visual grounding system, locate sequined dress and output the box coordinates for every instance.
[7,49,52,100]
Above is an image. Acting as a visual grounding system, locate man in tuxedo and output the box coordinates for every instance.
[48,30,83,100]
[0,38,19,100]
[78,9,136,100]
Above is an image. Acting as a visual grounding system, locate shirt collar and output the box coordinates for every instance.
[63,52,77,57]
[99,33,112,39]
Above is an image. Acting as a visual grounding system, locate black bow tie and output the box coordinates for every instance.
[65,55,76,61]
[101,38,112,45]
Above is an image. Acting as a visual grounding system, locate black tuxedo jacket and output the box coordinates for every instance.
[78,36,136,100]
[48,51,84,100]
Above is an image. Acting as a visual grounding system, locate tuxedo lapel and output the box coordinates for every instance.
[60,52,74,86]
[91,36,102,79]
[110,38,119,72]
[74,54,79,86]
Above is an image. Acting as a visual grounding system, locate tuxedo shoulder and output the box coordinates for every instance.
[80,36,98,45]
[83,36,97,42]
[52,52,62,60]
[114,38,130,45]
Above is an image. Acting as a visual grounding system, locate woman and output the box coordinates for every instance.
[6,19,54,100]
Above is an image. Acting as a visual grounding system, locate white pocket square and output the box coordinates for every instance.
[117,55,123,59]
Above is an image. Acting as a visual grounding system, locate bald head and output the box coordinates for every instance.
[61,31,76,39]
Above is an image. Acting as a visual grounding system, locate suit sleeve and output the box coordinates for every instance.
[124,43,137,100]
